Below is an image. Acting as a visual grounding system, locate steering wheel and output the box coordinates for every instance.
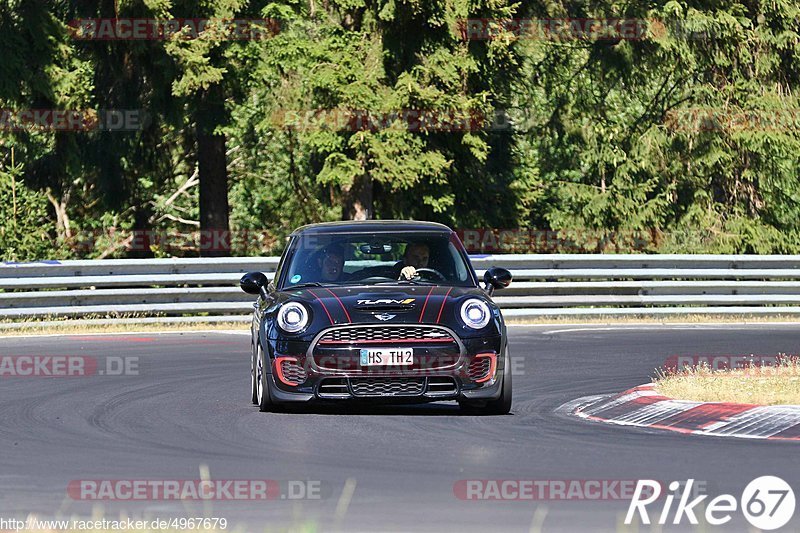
[413,268,447,282]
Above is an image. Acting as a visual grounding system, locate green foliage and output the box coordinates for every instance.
[2,0,800,258]
[518,0,800,252]
[226,0,523,228]
[0,157,57,261]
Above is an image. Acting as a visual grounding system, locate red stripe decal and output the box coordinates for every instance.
[418,286,435,322]
[307,290,334,325]
[435,288,453,323]
[324,288,351,323]
[643,403,757,432]
[695,405,758,429]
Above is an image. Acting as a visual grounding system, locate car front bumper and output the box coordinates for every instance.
[268,350,507,403]
[265,372,505,404]
[262,331,506,404]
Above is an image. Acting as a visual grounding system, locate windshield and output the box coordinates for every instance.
[279,232,476,288]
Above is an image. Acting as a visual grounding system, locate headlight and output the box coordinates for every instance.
[277,302,309,333]
[460,299,491,329]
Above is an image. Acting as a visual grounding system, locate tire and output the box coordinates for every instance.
[250,342,258,405]
[460,349,512,415]
[255,345,276,412]
[483,352,512,415]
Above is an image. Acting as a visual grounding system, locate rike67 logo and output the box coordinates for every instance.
[626,476,796,530]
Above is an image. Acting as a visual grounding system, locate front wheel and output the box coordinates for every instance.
[250,342,258,405]
[255,346,276,412]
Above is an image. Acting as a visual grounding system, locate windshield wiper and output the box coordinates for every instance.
[374,279,436,286]
[286,282,325,290]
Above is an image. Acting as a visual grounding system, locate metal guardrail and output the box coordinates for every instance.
[1,255,800,321]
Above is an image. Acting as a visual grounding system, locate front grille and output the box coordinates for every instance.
[317,377,459,399]
[350,377,425,397]
[318,326,455,345]
[468,356,492,381]
[279,359,307,385]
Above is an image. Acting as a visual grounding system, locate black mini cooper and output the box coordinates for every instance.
[240,220,513,414]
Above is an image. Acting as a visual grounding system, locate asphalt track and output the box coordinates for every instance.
[1,325,799,532]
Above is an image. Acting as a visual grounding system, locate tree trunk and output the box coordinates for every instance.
[342,173,373,220]
[129,203,154,258]
[195,86,230,256]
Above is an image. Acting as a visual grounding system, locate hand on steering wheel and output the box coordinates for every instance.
[400,267,446,282]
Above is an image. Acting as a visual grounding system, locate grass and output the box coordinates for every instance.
[1,313,799,337]
[654,356,800,405]
[503,313,800,325]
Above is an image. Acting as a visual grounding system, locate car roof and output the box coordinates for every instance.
[290,220,454,236]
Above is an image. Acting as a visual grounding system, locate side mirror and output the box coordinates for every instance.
[240,271,269,296]
[483,267,512,291]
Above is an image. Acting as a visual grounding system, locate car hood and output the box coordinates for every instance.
[274,284,500,338]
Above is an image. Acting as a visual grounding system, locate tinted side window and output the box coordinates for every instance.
[271,237,293,289]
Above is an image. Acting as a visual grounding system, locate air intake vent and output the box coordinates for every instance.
[468,356,492,381]
[426,376,458,396]
[318,378,350,398]
[278,359,307,385]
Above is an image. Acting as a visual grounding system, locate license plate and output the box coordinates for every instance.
[359,348,414,366]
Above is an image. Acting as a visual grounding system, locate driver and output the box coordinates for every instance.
[396,242,430,280]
